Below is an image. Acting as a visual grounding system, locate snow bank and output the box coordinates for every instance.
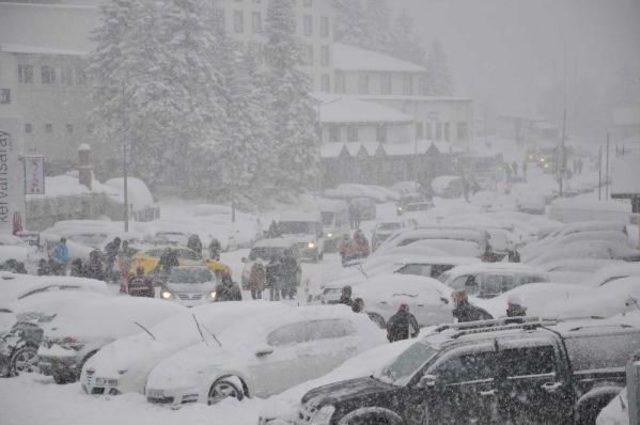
[105,177,155,211]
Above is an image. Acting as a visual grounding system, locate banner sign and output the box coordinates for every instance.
[0,126,25,235]
[24,155,45,195]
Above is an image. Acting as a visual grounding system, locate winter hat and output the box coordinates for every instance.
[507,295,523,306]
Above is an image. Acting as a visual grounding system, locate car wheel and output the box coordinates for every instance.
[10,345,39,375]
[208,377,244,405]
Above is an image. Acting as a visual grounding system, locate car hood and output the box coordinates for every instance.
[301,377,396,406]
[165,283,216,293]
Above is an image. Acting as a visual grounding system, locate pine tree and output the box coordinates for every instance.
[264,0,319,194]
[363,0,392,52]
[332,0,369,48]
[388,10,426,66]
[425,39,454,96]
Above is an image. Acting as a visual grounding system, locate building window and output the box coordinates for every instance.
[403,75,413,95]
[61,67,74,86]
[335,71,345,94]
[457,122,468,140]
[233,10,244,33]
[45,123,53,133]
[376,125,387,143]
[25,123,32,134]
[347,125,358,142]
[41,66,56,84]
[358,73,370,95]
[252,11,262,33]
[0,89,10,104]
[321,74,330,92]
[66,124,74,134]
[328,125,339,142]
[303,15,313,36]
[18,64,34,83]
[304,44,314,65]
[381,73,391,95]
[416,122,424,139]
[320,45,330,67]
[76,67,87,85]
[436,122,442,140]
[444,122,450,141]
[320,16,329,38]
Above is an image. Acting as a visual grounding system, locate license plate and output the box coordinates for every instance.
[147,389,165,398]
[95,378,118,386]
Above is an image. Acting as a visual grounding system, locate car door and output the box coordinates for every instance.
[494,340,574,424]
[421,343,498,425]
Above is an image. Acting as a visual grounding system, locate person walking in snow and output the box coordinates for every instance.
[208,238,221,261]
[214,271,242,302]
[187,234,203,257]
[117,241,134,292]
[338,285,354,307]
[266,255,281,301]
[104,237,121,280]
[50,237,70,275]
[87,249,105,281]
[452,291,493,322]
[386,304,420,342]
[280,249,299,300]
[249,262,266,300]
[512,161,519,176]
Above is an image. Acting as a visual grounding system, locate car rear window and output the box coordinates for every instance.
[564,331,640,371]
[267,319,356,346]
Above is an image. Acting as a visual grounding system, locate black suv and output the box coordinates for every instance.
[291,317,640,425]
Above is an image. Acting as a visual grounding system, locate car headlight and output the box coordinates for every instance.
[209,291,216,300]
[161,290,173,300]
[326,233,333,238]
[308,242,316,249]
[314,405,335,425]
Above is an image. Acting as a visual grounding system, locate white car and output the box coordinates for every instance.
[541,259,629,285]
[438,263,550,299]
[371,221,404,251]
[589,262,640,287]
[159,266,218,307]
[527,240,640,267]
[81,301,278,395]
[10,291,185,384]
[374,227,488,257]
[351,274,452,327]
[144,305,386,406]
[276,212,325,262]
[523,230,632,263]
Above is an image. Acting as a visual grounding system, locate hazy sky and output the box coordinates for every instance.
[395,0,640,123]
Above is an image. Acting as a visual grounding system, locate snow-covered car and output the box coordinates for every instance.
[276,213,325,262]
[159,266,218,307]
[81,301,279,396]
[523,230,632,263]
[374,227,489,257]
[527,239,640,267]
[146,231,190,247]
[241,238,302,289]
[0,235,33,265]
[396,201,433,217]
[431,175,464,198]
[438,263,550,299]
[382,238,484,259]
[318,199,350,252]
[541,259,628,285]
[144,305,386,406]
[0,309,51,377]
[20,291,185,384]
[0,272,110,306]
[589,262,640,287]
[371,221,404,251]
[350,273,453,327]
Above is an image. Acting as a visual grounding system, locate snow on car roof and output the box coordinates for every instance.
[443,263,548,279]
[0,273,109,307]
[353,273,451,301]
[589,262,640,287]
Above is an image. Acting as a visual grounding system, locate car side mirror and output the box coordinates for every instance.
[255,346,274,358]
[417,374,438,389]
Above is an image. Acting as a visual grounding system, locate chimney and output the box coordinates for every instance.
[78,143,93,190]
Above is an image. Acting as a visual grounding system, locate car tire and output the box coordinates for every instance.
[207,377,244,405]
[10,345,39,376]
[53,373,72,385]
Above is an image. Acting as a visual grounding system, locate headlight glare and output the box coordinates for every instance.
[161,290,173,300]
[308,242,316,249]
[209,291,216,300]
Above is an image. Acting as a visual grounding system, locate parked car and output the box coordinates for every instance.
[318,199,350,253]
[290,316,640,425]
[22,291,185,384]
[159,266,218,307]
[371,221,404,251]
[144,305,386,406]
[276,213,325,262]
[81,301,280,396]
[374,227,489,258]
[438,263,550,299]
[0,272,109,306]
[241,238,302,290]
[0,309,50,377]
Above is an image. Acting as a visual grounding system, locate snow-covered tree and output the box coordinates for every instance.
[332,0,369,48]
[425,39,454,96]
[388,10,427,66]
[264,0,319,193]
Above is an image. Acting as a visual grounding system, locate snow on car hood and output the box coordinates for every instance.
[353,273,451,306]
[0,273,109,306]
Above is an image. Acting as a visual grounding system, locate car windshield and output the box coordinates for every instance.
[168,268,214,284]
[278,221,317,235]
[249,247,287,261]
[321,212,334,226]
[378,341,437,385]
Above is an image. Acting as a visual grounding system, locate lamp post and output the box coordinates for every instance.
[122,81,129,232]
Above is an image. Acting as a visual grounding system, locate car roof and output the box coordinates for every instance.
[443,263,547,278]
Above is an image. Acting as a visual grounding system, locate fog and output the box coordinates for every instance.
[395,0,640,140]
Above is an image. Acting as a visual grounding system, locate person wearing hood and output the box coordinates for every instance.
[187,234,203,257]
[87,250,105,281]
[452,291,493,323]
[386,304,420,342]
[51,237,70,275]
[338,285,354,307]
[506,295,527,317]
[249,261,266,300]
[214,271,242,302]
[104,237,121,279]
[266,255,281,301]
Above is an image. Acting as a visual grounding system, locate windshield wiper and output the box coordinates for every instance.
[192,314,222,348]
[134,321,156,341]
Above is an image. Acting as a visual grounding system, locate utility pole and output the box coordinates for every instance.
[605,132,610,200]
[122,81,129,232]
[558,108,567,197]
[598,145,602,201]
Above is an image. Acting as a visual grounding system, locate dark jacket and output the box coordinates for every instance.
[453,301,493,323]
[265,260,281,288]
[280,256,298,286]
[506,304,527,317]
[187,236,203,256]
[215,278,242,302]
[386,310,420,342]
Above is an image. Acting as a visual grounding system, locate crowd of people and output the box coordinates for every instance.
[248,249,300,301]
[339,229,370,265]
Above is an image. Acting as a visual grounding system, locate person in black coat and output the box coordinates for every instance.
[214,272,242,302]
[452,291,493,323]
[338,285,353,307]
[279,250,299,300]
[386,304,420,342]
[266,256,281,301]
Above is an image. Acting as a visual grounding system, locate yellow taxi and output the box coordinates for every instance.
[130,246,230,276]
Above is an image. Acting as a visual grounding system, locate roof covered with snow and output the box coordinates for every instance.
[319,97,413,123]
[320,140,461,158]
[333,43,425,73]
[0,2,98,56]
